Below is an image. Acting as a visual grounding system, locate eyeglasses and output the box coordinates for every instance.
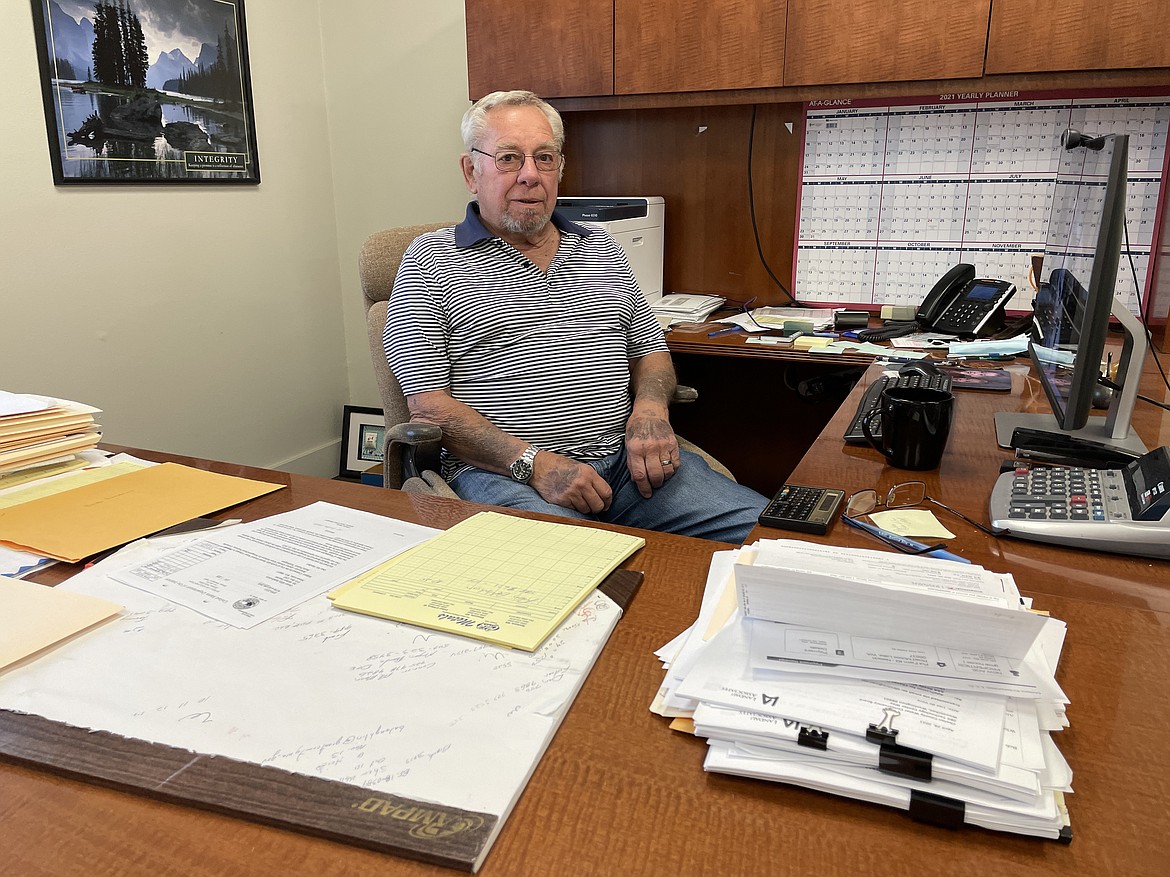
[845,482,1005,541]
[470,147,563,174]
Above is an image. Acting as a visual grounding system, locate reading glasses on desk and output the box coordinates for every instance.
[844,482,1006,555]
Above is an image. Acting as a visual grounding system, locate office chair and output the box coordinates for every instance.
[359,224,734,496]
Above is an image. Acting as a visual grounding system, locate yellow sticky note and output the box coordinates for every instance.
[870,509,956,540]
[0,462,284,563]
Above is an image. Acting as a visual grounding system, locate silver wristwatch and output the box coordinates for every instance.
[509,446,538,483]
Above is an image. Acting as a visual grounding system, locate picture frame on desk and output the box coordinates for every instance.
[29,0,261,185]
[339,405,384,480]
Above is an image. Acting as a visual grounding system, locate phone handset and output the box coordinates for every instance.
[927,269,1016,337]
[917,263,976,326]
[857,263,1015,342]
[857,263,977,341]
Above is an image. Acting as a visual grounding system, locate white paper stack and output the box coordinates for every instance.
[651,292,726,327]
[651,540,1073,841]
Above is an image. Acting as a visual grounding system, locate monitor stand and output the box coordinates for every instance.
[994,411,1148,454]
[998,297,1150,456]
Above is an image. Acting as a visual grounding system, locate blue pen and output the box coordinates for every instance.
[842,515,972,563]
[708,325,746,337]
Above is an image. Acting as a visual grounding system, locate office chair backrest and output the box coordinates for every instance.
[359,222,451,489]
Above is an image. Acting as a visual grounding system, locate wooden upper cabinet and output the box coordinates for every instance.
[614,0,786,95]
[464,0,614,99]
[784,0,991,86]
[987,0,1170,74]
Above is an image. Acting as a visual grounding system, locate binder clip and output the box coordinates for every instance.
[878,743,933,781]
[908,790,965,830]
[797,727,829,750]
[866,723,899,745]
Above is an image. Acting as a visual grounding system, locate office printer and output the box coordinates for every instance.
[555,196,665,303]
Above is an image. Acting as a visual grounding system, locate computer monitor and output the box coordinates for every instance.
[995,131,1148,454]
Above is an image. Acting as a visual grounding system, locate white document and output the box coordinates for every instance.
[0,521,624,827]
[0,391,52,417]
[109,501,426,628]
[746,619,1039,697]
[651,548,743,717]
[691,702,1043,802]
[704,741,1069,839]
[674,615,1008,769]
[737,539,1046,659]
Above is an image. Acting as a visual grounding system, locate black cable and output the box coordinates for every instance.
[1098,375,1170,412]
[747,105,800,306]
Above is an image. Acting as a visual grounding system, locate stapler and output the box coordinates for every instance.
[1010,427,1140,470]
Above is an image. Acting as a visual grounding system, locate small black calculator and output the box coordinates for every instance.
[758,484,846,535]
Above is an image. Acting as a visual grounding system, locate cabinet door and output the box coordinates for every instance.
[987,0,1170,73]
[614,0,786,94]
[784,0,991,86]
[465,0,613,99]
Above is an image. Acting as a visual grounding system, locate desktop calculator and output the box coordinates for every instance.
[758,484,846,535]
[988,449,1170,559]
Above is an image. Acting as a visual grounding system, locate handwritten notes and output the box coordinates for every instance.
[0,511,625,824]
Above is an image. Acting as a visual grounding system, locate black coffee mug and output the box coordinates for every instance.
[862,386,955,471]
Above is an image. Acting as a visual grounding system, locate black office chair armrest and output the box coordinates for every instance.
[386,422,443,482]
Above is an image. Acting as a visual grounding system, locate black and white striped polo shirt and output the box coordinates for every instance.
[384,203,667,478]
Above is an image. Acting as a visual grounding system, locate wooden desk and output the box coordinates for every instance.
[759,357,1170,610]
[667,325,870,496]
[3,433,1169,875]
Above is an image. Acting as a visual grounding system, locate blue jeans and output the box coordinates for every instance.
[450,446,768,544]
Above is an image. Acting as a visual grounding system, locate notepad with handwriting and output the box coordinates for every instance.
[331,511,644,651]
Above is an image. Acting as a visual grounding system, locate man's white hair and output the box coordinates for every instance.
[461,90,565,157]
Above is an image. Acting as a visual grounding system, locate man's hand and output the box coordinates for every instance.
[531,451,612,513]
[625,401,678,499]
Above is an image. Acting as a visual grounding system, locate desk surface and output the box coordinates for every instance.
[665,323,874,364]
[4,394,1170,876]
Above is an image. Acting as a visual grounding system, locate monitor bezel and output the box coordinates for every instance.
[1030,133,1129,431]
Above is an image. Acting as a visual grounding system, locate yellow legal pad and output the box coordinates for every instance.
[0,462,285,563]
[329,510,645,651]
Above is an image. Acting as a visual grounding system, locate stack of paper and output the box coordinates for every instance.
[749,306,840,331]
[652,292,726,327]
[651,539,1073,841]
[0,391,102,476]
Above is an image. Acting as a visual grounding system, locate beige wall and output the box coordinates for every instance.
[0,1,471,476]
[319,2,472,409]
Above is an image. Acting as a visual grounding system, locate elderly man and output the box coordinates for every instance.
[384,90,768,542]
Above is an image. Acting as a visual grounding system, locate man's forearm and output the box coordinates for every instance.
[405,390,526,474]
[629,351,677,412]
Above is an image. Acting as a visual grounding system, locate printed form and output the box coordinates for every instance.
[330,511,645,651]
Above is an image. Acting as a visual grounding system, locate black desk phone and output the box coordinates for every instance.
[918,264,1016,336]
[860,264,1016,341]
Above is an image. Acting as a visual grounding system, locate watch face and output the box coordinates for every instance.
[511,456,533,482]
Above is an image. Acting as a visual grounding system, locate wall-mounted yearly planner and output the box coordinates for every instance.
[795,88,1170,316]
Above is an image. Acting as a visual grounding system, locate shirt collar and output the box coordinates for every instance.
[454,201,594,248]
